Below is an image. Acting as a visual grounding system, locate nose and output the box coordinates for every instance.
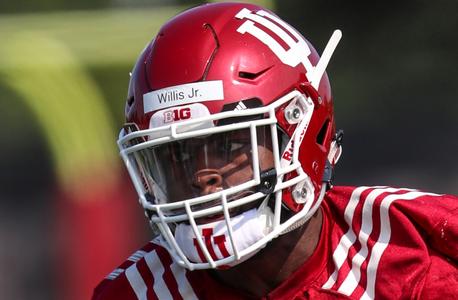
[193,169,223,195]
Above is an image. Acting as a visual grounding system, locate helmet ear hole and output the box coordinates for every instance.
[316,119,330,146]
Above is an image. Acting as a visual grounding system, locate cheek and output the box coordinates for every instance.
[225,164,254,187]
[224,146,274,186]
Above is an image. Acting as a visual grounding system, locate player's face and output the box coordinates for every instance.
[191,128,275,198]
[133,126,275,207]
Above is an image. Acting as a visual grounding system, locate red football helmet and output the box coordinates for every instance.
[118,2,342,270]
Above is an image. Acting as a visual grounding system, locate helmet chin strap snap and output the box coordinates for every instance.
[292,176,315,204]
[279,176,315,235]
[280,182,327,235]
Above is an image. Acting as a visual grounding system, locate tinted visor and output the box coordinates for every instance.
[124,125,274,205]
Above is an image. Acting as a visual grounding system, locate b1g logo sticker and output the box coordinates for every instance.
[149,103,212,128]
[163,107,191,123]
[235,8,314,74]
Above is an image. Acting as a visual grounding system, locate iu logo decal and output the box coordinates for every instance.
[235,8,314,74]
[193,228,230,262]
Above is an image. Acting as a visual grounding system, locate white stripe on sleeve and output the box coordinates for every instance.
[337,187,403,295]
[360,191,437,300]
[144,251,173,300]
[170,261,199,300]
[125,264,147,300]
[322,186,371,289]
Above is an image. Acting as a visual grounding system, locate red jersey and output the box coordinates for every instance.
[92,186,458,299]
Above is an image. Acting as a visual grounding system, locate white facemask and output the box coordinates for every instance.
[174,205,274,267]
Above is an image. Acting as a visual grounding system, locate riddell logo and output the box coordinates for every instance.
[281,127,307,162]
[193,228,230,262]
[163,107,191,123]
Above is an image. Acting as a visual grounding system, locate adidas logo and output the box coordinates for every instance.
[234,101,247,111]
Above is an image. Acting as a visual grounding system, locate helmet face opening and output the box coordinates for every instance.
[123,124,274,207]
[119,92,290,222]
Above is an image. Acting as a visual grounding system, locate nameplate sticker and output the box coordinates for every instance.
[143,80,224,113]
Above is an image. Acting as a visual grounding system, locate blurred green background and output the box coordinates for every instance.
[0,0,456,299]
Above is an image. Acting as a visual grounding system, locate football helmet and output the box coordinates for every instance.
[118,2,342,270]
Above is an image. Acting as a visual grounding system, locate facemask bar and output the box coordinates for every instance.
[119,89,306,208]
[122,120,276,221]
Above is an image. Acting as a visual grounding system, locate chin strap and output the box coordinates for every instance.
[323,129,344,187]
[329,130,344,165]
[280,182,327,235]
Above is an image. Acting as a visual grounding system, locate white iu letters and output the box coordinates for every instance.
[235,8,314,75]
